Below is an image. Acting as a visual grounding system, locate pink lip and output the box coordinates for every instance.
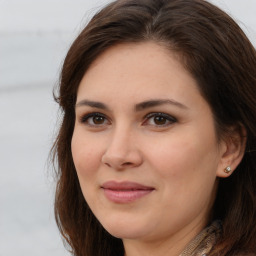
[101,181,155,203]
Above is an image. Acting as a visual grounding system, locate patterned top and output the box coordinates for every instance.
[180,221,222,256]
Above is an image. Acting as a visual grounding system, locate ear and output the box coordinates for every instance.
[216,125,247,178]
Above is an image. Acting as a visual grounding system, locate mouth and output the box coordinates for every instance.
[101,181,155,203]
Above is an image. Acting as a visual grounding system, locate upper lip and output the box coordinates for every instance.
[101,181,155,191]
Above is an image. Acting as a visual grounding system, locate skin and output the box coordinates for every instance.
[71,42,243,256]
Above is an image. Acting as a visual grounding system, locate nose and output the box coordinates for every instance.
[101,126,143,170]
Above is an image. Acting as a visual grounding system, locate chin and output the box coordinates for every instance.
[106,226,147,240]
[98,215,150,240]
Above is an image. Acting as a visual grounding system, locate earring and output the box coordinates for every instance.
[224,166,232,173]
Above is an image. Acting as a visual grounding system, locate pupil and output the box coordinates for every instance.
[93,116,104,124]
[154,116,166,125]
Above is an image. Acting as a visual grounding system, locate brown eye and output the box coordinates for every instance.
[93,116,105,124]
[143,112,177,127]
[80,112,110,127]
[153,116,168,125]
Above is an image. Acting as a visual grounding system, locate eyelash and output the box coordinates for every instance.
[142,112,177,127]
[79,112,177,128]
[80,112,110,126]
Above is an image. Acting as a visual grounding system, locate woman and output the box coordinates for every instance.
[52,0,256,255]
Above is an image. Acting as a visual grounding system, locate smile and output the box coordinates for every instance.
[101,181,155,203]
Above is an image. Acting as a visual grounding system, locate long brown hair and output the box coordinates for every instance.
[52,0,256,255]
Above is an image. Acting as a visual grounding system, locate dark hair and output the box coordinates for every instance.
[52,0,256,255]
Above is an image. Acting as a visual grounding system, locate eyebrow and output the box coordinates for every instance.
[75,100,109,110]
[135,99,188,111]
[75,98,188,111]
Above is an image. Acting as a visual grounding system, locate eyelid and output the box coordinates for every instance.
[142,112,177,126]
[79,112,111,126]
[144,112,176,120]
[77,111,176,128]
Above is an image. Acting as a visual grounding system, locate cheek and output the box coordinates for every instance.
[71,130,102,178]
[143,129,219,180]
[71,130,106,207]
[145,131,219,211]
[144,136,196,175]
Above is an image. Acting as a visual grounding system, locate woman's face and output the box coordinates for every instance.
[72,42,227,247]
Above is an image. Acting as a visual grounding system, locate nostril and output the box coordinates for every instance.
[122,162,133,166]
[103,161,132,168]
[101,150,143,169]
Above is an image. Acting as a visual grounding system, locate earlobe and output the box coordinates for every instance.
[216,125,247,178]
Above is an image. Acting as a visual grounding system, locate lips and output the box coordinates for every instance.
[101,181,155,203]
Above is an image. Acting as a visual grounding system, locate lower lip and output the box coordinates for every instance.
[102,188,153,203]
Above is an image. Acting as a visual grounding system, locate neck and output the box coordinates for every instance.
[123,219,206,256]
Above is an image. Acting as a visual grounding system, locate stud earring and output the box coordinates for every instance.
[224,166,232,173]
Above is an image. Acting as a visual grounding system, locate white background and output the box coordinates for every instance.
[0,0,255,255]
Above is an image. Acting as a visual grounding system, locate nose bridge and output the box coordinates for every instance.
[110,123,131,152]
[107,122,135,159]
[102,122,142,169]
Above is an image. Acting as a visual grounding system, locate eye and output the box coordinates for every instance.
[80,112,110,126]
[142,112,176,127]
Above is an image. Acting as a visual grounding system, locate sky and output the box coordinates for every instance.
[0,1,255,255]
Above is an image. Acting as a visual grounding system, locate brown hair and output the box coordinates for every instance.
[52,0,256,255]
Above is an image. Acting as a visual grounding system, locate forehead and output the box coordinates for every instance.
[76,42,207,111]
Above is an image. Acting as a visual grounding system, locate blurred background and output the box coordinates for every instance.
[0,0,255,255]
